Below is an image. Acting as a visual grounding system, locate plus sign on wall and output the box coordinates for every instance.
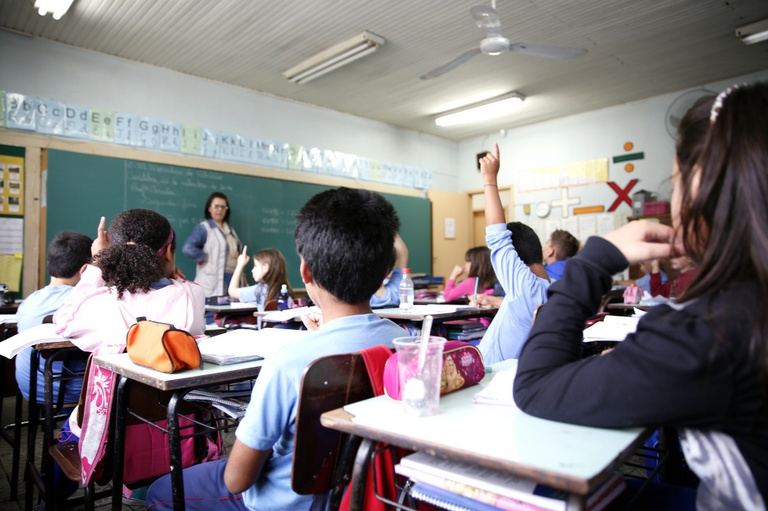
[551,188,581,218]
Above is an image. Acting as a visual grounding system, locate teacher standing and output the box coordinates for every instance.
[183,192,243,298]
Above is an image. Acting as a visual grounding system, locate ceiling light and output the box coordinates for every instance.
[434,92,525,127]
[283,31,385,85]
[736,18,768,45]
[34,0,74,20]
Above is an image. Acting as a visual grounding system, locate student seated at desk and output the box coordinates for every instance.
[649,255,697,299]
[542,229,579,282]
[370,234,408,308]
[443,246,497,303]
[147,187,408,511]
[475,144,550,364]
[53,209,206,493]
[228,246,293,310]
[514,85,768,509]
[15,231,92,405]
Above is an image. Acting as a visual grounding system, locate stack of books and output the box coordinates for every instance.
[443,319,487,341]
[396,452,626,511]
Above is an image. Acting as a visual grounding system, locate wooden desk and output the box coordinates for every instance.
[94,353,265,511]
[321,360,648,510]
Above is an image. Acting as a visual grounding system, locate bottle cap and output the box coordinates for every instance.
[281,284,288,292]
[403,267,410,273]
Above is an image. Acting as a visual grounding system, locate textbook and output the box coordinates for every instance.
[397,465,546,511]
[398,452,626,511]
[408,481,516,511]
[0,323,69,359]
[196,328,308,365]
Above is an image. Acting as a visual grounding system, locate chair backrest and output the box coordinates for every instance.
[264,300,279,311]
[292,352,374,495]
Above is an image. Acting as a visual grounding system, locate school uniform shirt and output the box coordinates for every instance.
[238,282,269,311]
[442,276,494,303]
[543,259,568,282]
[15,285,86,404]
[478,224,549,364]
[370,267,403,308]
[235,313,405,511]
[53,265,206,351]
[515,236,768,510]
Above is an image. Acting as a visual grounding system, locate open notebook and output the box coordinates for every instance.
[0,323,69,359]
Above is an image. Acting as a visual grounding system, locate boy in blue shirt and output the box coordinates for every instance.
[15,231,92,404]
[542,229,580,282]
[146,187,406,511]
[370,234,408,308]
[476,144,550,363]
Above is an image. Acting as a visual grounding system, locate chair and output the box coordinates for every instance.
[292,352,376,511]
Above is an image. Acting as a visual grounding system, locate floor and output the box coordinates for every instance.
[0,394,236,511]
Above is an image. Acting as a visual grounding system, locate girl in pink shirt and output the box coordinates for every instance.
[444,246,497,302]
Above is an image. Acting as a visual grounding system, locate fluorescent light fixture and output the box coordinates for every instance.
[434,92,525,127]
[736,18,768,45]
[34,0,75,20]
[283,31,385,85]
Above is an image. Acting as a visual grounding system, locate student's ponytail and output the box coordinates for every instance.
[94,243,165,298]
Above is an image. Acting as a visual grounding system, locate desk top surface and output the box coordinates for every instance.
[94,352,263,391]
[321,360,646,495]
[373,305,496,321]
[205,303,261,313]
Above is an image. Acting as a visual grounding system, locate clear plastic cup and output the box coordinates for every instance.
[392,336,446,417]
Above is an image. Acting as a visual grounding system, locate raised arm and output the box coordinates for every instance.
[393,233,409,268]
[480,143,505,226]
[227,245,249,300]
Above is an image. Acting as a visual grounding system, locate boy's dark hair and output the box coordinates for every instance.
[507,222,543,266]
[93,209,175,298]
[550,229,580,260]
[203,192,231,223]
[47,231,93,278]
[295,188,400,304]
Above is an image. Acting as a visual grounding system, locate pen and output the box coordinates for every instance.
[472,278,479,303]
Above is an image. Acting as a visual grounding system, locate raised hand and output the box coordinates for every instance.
[91,216,109,256]
[603,221,683,265]
[236,245,250,269]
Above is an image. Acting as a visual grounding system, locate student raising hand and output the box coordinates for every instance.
[91,216,109,256]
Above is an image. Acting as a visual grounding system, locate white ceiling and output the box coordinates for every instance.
[2,0,767,141]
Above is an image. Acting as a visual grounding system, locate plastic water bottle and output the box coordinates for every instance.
[399,268,414,312]
[277,284,290,310]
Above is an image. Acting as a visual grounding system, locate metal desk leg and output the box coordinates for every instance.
[43,354,57,511]
[111,375,128,511]
[168,391,188,511]
[348,438,375,511]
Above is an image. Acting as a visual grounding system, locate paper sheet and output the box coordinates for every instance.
[0,253,23,292]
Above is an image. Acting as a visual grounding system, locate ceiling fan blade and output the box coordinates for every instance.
[419,48,483,80]
[509,42,587,59]
[470,5,502,37]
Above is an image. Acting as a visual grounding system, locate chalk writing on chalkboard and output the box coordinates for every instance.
[47,149,431,288]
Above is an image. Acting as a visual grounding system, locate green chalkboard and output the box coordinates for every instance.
[46,150,431,289]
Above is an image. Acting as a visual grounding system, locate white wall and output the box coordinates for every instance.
[2,29,767,206]
[0,30,460,192]
[458,68,768,242]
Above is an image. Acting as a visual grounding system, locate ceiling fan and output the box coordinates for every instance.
[420,1,587,80]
